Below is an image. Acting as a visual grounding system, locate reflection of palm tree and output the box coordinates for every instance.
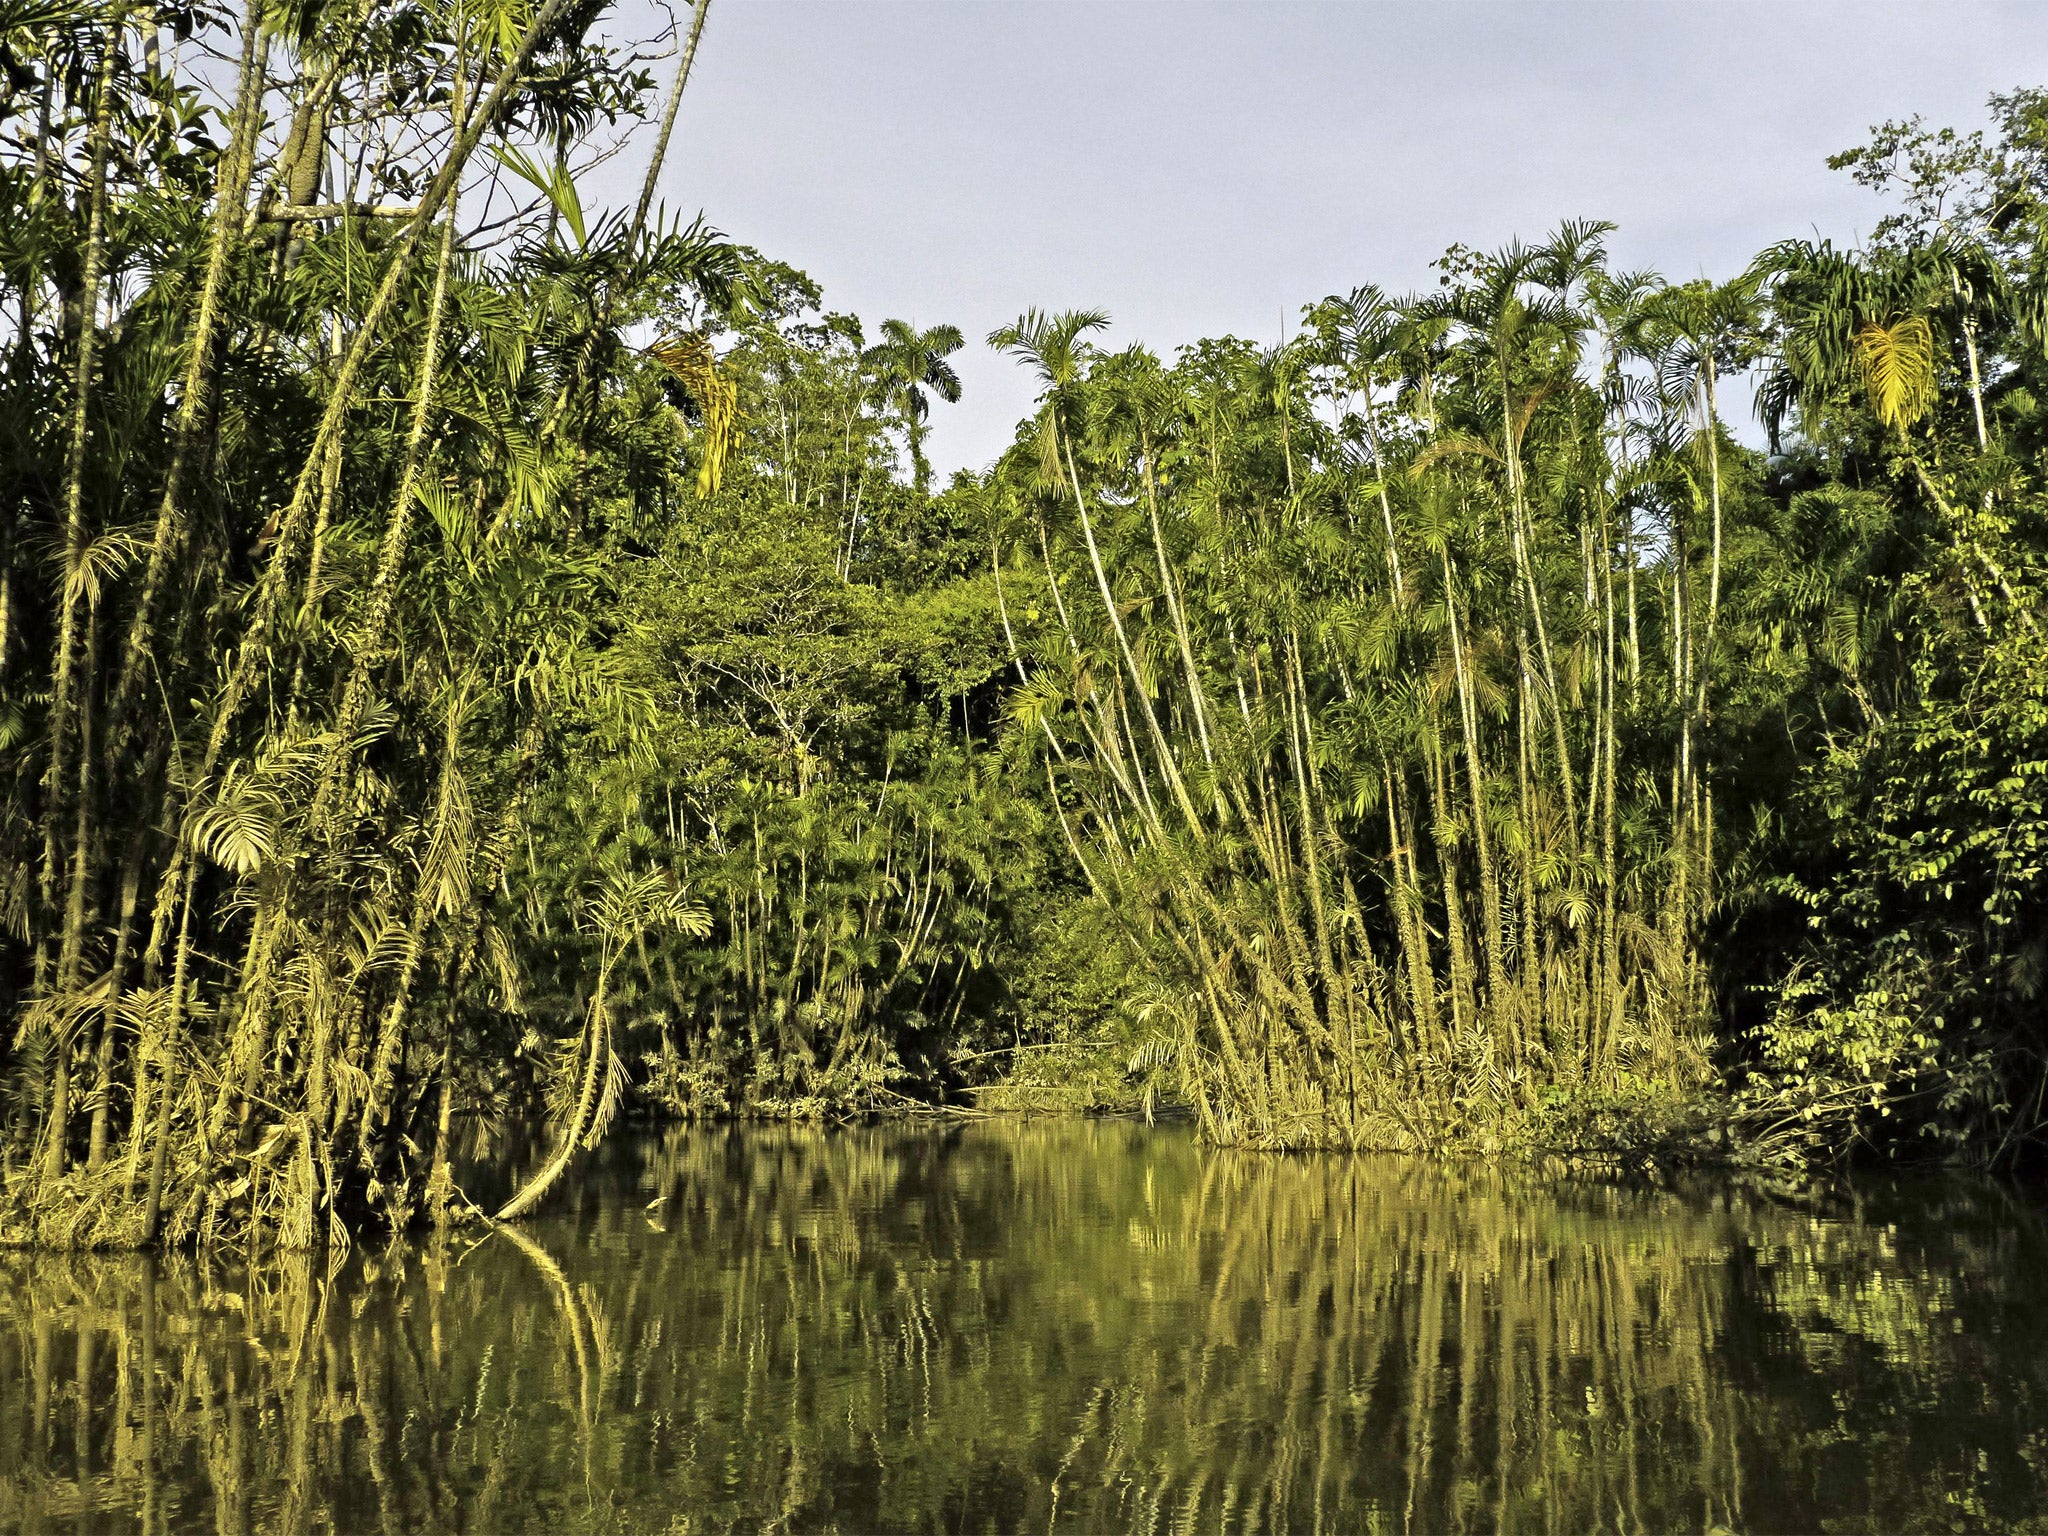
[864,319,963,494]
[2,1127,2016,1532]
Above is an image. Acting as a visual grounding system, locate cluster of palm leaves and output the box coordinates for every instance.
[977,180,2048,1151]
[0,0,752,1244]
[1730,211,2048,1157]
[976,242,1720,1147]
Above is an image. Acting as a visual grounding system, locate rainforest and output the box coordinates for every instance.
[12,1,2048,1527]
[4,0,2048,1243]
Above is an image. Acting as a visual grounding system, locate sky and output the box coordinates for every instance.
[587,0,2048,477]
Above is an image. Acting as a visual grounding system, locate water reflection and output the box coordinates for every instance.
[3,1121,2045,1532]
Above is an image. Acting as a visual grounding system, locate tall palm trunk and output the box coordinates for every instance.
[1598,493,1622,1071]
[1441,549,1506,1003]
[1501,389,1580,839]
[630,0,712,235]
[86,848,146,1171]
[1386,765,1438,1047]
[106,0,268,766]
[1060,434,1203,828]
[1361,387,1405,600]
[311,199,462,829]
[1139,423,1217,767]
[55,605,99,994]
[140,863,199,1245]
[1694,359,1725,726]
[38,12,126,990]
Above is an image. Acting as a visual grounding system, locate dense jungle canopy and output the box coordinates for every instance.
[3,0,2048,1250]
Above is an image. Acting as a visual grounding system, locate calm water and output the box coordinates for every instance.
[3,1121,2047,1533]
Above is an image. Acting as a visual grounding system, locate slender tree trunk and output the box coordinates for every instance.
[1361,387,1405,600]
[1441,550,1505,1001]
[1503,415,1580,840]
[39,12,126,989]
[990,533,1032,687]
[1696,360,1725,725]
[1426,729,1475,1039]
[1951,268,1990,451]
[0,502,15,680]
[1386,766,1437,1048]
[40,1037,70,1187]
[1061,433,1203,828]
[1598,493,1621,1072]
[140,866,198,1245]
[310,65,471,831]
[1623,504,1641,702]
[1140,424,1216,766]
[56,605,100,992]
[106,0,268,763]
[1514,668,1540,1059]
[87,848,145,1171]
[908,408,929,497]
[428,1035,457,1226]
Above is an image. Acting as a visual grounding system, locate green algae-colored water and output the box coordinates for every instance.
[3,1120,2046,1532]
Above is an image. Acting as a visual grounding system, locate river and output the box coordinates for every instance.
[2,1119,2045,1531]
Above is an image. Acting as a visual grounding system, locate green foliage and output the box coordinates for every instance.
[1744,605,2048,1159]
[6,0,2048,1257]
[971,234,1747,1150]
[516,284,1045,1124]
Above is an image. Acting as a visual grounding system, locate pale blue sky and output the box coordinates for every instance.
[600,1,2048,475]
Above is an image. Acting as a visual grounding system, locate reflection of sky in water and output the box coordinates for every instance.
[2,1121,2045,1532]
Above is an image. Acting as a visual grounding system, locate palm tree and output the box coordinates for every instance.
[865,319,964,494]
[1750,238,2027,621]
[1309,283,1410,600]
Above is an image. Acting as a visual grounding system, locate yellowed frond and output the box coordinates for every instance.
[1407,432,1502,479]
[1853,315,1935,434]
[652,333,740,499]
